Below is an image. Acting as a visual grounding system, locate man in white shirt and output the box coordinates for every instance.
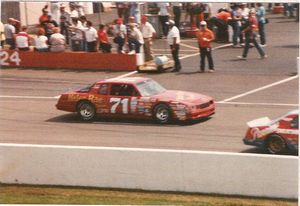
[4,18,16,49]
[167,20,181,72]
[84,21,98,52]
[140,15,156,61]
[157,2,170,37]
[128,23,144,54]
[0,21,5,48]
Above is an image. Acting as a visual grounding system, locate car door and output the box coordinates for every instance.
[91,83,110,115]
[109,83,140,116]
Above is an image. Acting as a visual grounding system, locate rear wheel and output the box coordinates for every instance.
[266,135,287,154]
[153,104,171,124]
[77,101,96,121]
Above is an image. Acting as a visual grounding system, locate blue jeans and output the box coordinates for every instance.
[242,32,265,58]
[232,22,241,45]
[258,21,266,45]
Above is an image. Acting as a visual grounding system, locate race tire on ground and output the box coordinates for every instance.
[266,134,287,154]
[153,103,172,124]
[77,101,96,121]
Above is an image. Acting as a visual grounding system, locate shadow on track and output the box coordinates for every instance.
[46,114,212,127]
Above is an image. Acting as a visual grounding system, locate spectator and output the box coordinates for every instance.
[129,3,140,24]
[16,26,31,51]
[237,9,267,60]
[191,3,204,27]
[98,24,111,53]
[47,14,58,27]
[203,3,212,21]
[59,16,70,45]
[70,3,79,19]
[172,3,182,28]
[45,23,55,40]
[256,3,266,46]
[128,23,144,54]
[70,17,85,51]
[167,20,181,72]
[39,5,50,32]
[79,16,88,27]
[231,4,242,47]
[239,3,250,45]
[49,27,66,52]
[83,21,98,52]
[39,5,50,24]
[113,18,127,53]
[196,21,215,73]
[140,15,156,61]
[0,21,5,48]
[157,2,170,37]
[4,18,16,49]
[208,9,232,42]
[60,3,71,24]
[34,28,49,52]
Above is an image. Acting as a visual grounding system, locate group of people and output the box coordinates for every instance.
[0,2,273,72]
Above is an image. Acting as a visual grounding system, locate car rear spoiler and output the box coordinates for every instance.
[247,117,271,128]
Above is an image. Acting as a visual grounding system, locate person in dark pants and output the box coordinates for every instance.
[196,21,215,73]
[256,3,266,46]
[238,10,267,60]
[167,20,181,72]
[172,3,182,28]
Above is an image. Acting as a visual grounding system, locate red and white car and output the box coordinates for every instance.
[56,77,215,123]
[243,110,298,154]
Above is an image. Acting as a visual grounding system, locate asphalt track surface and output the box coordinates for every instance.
[0,14,298,154]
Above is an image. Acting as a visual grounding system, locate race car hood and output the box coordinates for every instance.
[247,117,272,128]
[152,90,212,104]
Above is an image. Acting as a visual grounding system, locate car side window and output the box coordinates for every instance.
[98,84,109,95]
[110,84,139,96]
[291,116,298,129]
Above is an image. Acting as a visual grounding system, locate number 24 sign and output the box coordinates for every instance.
[0,51,21,66]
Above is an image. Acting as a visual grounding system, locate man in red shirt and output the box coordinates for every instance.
[238,9,266,59]
[196,21,215,73]
[98,24,111,53]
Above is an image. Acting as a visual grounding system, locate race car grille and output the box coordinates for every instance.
[197,101,214,109]
[199,102,210,109]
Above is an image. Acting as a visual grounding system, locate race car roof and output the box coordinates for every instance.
[100,77,150,84]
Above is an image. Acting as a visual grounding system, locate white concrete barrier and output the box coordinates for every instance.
[0,143,297,199]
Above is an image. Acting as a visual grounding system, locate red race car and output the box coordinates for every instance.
[56,77,215,123]
[243,110,298,154]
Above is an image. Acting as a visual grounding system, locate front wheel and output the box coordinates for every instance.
[77,101,96,121]
[153,104,171,124]
[266,135,287,154]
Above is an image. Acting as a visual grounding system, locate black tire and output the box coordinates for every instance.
[77,101,96,121]
[266,134,287,154]
[153,104,172,124]
[157,65,163,73]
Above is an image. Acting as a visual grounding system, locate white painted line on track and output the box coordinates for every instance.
[0,95,58,99]
[180,42,199,50]
[220,75,299,103]
[109,70,138,80]
[179,43,232,60]
[216,101,298,107]
[0,142,285,157]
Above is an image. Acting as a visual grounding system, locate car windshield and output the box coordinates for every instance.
[136,79,166,96]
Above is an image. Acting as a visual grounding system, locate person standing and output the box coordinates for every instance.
[4,18,16,49]
[128,23,144,54]
[231,4,242,47]
[113,18,127,53]
[83,21,98,52]
[256,3,266,46]
[196,21,215,73]
[140,15,156,61]
[172,3,182,28]
[167,20,181,72]
[98,24,111,53]
[237,9,267,59]
[157,2,170,38]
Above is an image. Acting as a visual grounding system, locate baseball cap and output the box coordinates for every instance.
[200,21,207,26]
[166,20,175,25]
